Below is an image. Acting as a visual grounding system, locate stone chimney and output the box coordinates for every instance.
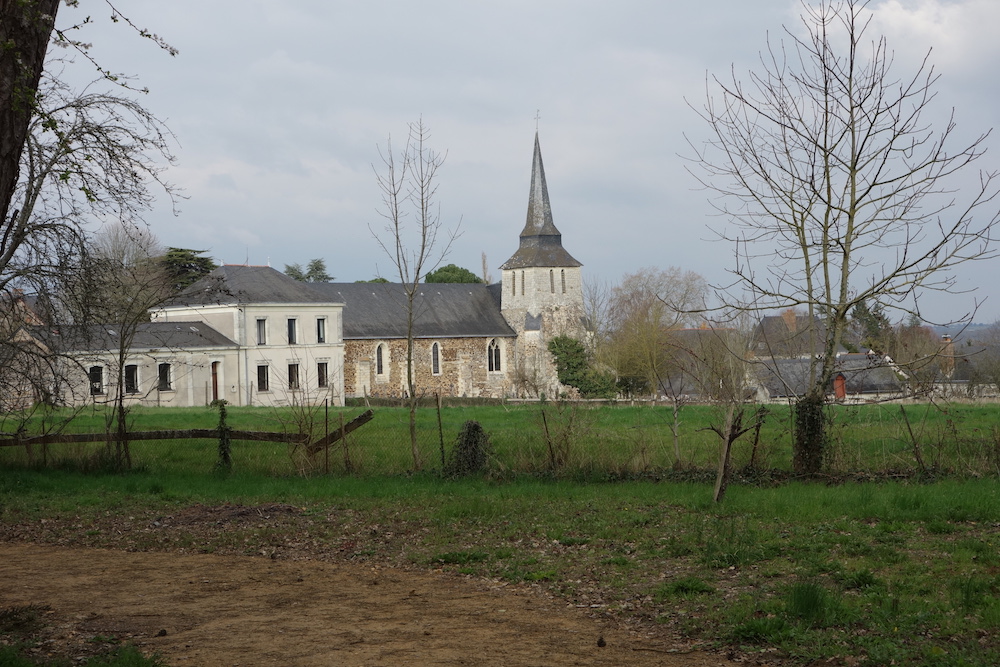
[940,334,955,378]
[781,308,797,333]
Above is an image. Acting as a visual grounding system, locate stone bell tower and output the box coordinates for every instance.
[500,133,585,397]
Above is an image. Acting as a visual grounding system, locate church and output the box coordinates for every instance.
[97,133,588,408]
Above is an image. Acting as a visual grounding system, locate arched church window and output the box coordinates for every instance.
[561,269,566,293]
[549,270,555,293]
[488,339,501,372]
[376,344,385,375]
[432,342,441,375]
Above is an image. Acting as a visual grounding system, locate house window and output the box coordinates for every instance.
[317,362,328,388]
[550,269,555,293]
[287,318,297,344]
[376,344,385,375]
[89,366,104,395]
[157,363,172,391]
[288,363,300,390]
[432,342,440,375]
[257,365,269,392]
[561,269,566,293]
[316,317,326,344]
[256,318,267,345]
[124,364,139,394]
[488,339,501,372]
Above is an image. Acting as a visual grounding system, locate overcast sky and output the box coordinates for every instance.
[55,0,1000,324]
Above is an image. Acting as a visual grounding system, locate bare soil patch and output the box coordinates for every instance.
[0,541,743,666]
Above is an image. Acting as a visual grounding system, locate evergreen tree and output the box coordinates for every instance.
[285,258,332,282]
[548,335,616,399]
[424,263,483,283]
[161,248,217,292]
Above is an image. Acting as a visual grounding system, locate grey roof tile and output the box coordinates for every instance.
[35,321,238,353]
[309,282,516,340]
[168,265,334,306]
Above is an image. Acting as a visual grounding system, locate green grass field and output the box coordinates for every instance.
[3,468,1000,664]
[4,401,1000,664]
[2,400,998,478]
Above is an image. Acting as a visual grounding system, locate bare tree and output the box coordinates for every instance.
[885,318,949,395]
[689,0,1000,474]
[602,267,707,397]
[371,119,459,470]
[67,222,172,469]
[480,251,492,284]
[5,72,177,298]
[964,322,1000,395]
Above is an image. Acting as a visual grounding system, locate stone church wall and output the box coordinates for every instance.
[344,336,516,399]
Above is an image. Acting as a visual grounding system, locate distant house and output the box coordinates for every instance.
[752,353,902,402]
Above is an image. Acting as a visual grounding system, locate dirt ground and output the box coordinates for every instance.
[0,542,749,666]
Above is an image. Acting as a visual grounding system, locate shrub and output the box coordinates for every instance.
[547,335,616,398]
[443,420,493,477]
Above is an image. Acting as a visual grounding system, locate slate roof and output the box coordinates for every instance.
[162,265,515,341]
[309,282,516,340]
[166,265,334,307]
[34,321,238,353]
[754,353,901,398]
[500,133,582,270]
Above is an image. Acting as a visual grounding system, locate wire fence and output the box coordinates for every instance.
[2,399,999,479]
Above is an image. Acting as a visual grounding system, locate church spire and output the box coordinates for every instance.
[500,133,581,270]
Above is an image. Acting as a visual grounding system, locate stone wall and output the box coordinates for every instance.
[345,336,516,399]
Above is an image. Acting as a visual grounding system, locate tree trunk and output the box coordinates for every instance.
[671,399,682,469]
[406,329,421,470]
[0,0,60,226]
[713,405,743,503]
[793,391,826,475]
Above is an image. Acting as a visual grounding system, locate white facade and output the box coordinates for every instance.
[152,301,346,407]
[74,343,239,408]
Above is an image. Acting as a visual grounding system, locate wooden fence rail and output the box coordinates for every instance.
[0,410,376,452]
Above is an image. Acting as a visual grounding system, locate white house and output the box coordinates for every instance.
[151,265,346,407]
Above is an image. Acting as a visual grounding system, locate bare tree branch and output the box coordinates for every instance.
[687,0,1000,474]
